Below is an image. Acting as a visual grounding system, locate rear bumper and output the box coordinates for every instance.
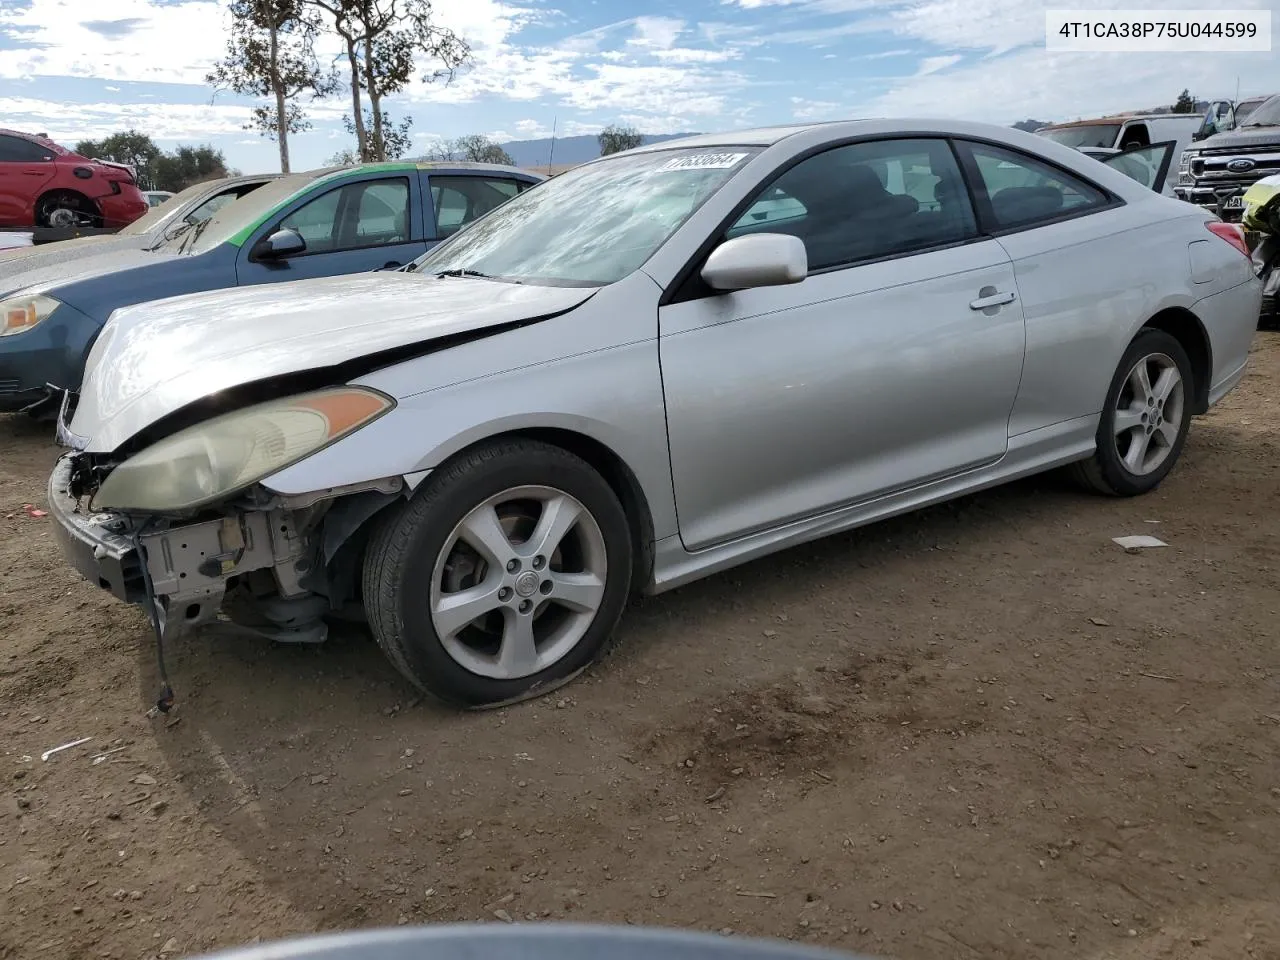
[96,191,149,228]
[1195,278,1264,407]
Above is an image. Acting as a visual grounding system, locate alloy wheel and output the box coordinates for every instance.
[1112,351,1185,476]
[429,485,608,680]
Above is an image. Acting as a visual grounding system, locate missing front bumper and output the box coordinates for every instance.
[47,456,318,640]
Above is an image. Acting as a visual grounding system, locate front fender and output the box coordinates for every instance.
[259,337,679,541]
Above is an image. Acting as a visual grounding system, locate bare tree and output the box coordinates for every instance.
[598,124,643,156]
[206,0,335,173]
[305,0,471,161]
[424,134,514,164]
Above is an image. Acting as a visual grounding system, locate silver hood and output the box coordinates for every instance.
[71,272,596,452]
[0,247,175,299]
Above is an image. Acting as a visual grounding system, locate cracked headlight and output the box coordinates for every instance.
[93,387,394,513]
[1,293,61,337]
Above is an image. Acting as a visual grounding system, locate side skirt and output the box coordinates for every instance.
[645,413,1099,596]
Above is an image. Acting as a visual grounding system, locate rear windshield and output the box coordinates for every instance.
[1242,95,1280,127]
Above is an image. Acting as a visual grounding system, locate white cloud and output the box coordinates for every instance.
[789,96,843,120]
[627,16,684,51]
[915,54,963,76]
[0,95,253,141]
[865,47,1280,123]
[0,0,227,82]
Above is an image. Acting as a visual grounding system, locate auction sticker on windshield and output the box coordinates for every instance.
[659,153,749,171]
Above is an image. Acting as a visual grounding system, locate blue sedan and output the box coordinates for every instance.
[0,161,542,413]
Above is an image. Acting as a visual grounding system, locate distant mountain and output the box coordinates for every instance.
[498,133,699,169]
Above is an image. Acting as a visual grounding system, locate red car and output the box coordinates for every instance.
[0,129,149,229]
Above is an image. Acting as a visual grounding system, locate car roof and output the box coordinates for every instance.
[627,122,874,152]
[1041,114,1202,129]
[344,160,545,180]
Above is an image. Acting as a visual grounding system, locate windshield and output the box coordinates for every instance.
[149,169,331,255]
[1038,124,1122,148]
[410,147,761,286]
[1242,95,1280,127]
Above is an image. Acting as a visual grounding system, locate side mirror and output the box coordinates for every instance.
[700,233,807,292]
[252,228,306,260]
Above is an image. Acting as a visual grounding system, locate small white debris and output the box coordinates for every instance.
[41,737,93,762]
[1113,535,1167,551]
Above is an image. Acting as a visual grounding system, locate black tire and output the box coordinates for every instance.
[362,439,633,708]
[1070,328,1195,496]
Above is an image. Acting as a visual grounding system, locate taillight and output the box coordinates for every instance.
[1206,221,1250,258]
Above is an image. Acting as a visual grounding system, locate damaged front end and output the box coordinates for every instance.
[48,385,405,651]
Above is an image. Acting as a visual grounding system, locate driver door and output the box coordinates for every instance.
[659,137,1026,551]
[235,172,428,285]
[1098,141,1178,195]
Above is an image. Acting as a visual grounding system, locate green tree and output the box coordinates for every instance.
[597,124,642,156]
[152,145,231,192]
[74,133,230,192]
[1172,88,1197,114]
[75,130,162,190]
[206,0,336,173]
[304,0,471,161]
[343,108,413,159]
[1011,119,1051,133]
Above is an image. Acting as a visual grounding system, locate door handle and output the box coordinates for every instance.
[969,290,1017,310]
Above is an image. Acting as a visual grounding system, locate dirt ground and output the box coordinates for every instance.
[3,336,1280,960]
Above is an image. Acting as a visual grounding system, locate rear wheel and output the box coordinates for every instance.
[362,439,633,708]
[1071,329,1194,496]
[36,191,96,228]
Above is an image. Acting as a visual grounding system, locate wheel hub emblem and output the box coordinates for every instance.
[514,571,540,598]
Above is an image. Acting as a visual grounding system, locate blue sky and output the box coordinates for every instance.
[2,0,1278,174]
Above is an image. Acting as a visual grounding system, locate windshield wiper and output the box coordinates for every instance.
[176,217,213,255]
[434,268,492,279]
[147,219,194,252]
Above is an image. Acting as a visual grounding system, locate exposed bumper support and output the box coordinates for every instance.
[47,456,319,641]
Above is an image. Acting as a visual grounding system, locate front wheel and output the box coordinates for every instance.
[362,439,633,708]
[1071,329,1194,496]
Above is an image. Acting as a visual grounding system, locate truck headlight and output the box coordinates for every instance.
[93,387,394,513]
[0,293,61,337]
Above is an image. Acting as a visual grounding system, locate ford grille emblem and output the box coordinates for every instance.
[1226,158,1256,173]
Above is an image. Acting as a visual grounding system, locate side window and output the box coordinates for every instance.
[962,142,1109,231]
[350,179,410,245]
[0,135,53,163]
[726,138,978,270]
[732,187,807,229]
[280,186,343,252]
[429,176,523,238]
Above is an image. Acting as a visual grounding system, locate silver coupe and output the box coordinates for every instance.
[47,119,1261,707]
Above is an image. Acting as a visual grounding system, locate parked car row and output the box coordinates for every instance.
[19,119,1257,709]
[1175,93,1280,222]
[0,160,542,414]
